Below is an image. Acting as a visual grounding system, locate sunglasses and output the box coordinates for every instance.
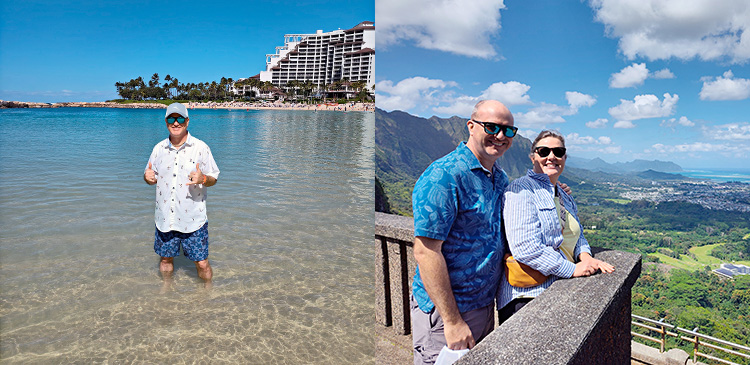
[535,146,566,158]
[166,116,187,124]
[471,120,518,138]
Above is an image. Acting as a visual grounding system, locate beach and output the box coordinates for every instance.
[0,99,374,112]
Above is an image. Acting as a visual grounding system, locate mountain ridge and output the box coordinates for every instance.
[375,108,686,215]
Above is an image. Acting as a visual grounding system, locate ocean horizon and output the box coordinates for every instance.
[681,167,750,183]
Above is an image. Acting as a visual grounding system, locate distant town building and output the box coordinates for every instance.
[713,263,750,279]
[234,21,374,100]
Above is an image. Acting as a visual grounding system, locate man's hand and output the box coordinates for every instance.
[559,182,572,195]
[187,163,204,185]
[444,319,476,350]
[413,236,476,350]
[144,162,157,185]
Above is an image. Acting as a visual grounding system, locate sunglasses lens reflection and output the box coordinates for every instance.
[167,117,186,124]
[485,124,501,135]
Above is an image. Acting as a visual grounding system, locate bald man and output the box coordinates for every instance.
[410,100,519,364]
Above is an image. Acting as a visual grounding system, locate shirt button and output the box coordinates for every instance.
[173,174,176,177]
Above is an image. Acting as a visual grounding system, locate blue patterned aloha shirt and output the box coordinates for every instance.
[412,142,509,313]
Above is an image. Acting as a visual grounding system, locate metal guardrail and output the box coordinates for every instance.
[631,314,750,365]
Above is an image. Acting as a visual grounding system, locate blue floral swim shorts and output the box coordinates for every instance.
[154,222,209,261]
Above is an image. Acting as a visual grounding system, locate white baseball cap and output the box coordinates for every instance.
[165,102,189,118]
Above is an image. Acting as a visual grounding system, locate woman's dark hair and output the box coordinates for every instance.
[530,130,565,157]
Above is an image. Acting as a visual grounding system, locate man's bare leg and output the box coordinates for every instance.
[159,257,175,293]
[160,256,175,274]
[195,259,212,281]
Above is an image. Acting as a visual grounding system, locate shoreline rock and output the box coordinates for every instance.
[0,100,165,109]
[0,100,374,112]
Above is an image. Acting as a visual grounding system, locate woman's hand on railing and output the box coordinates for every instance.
[573,253,615,277]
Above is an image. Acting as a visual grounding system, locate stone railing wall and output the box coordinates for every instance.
[375,212,642,364]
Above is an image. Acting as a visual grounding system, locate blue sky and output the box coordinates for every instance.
[376,0,750,170]
[0,0,373,103]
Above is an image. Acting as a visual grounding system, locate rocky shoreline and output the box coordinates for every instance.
[1,100,165,109]
[0,100,374,112]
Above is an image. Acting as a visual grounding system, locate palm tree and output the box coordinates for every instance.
[226,77,234,100]
[149,73,160,88]
[285,80,300,100]
[261,81,274,100]
[164,75,172,99]
[249,78,262,98]
[210,81,219,100]
[171,78,180,99]
[219,77,228,100]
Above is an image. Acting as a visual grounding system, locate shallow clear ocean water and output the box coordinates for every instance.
[0,107,374,364]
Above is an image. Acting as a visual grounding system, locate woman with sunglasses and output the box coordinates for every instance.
[496,130,614,324]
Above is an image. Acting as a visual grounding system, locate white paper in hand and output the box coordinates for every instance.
[434,345,470,365]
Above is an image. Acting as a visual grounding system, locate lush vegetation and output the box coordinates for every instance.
[631,267,750,361]
[570,183,750,351]
[114,73,371,103]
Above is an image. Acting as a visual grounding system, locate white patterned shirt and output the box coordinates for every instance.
[146,133,220,233]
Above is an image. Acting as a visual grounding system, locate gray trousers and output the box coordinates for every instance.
[410,295,495,365]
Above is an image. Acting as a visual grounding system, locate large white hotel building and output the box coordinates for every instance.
[256,21,374,94]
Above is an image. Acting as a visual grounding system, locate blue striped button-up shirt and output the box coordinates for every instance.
[497,170,591,309]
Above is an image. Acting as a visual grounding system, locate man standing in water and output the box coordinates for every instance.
[144,102,219,284]
[410,100,516,364]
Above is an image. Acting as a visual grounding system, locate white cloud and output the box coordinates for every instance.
[512,92,596,128]
[602,146,623,154]
[375,77,458,111]
[608,93,679,122]
[588,0,750,63]
[610,63,649,88]
[652,69,675,79]
[647,141,750,161]
[565,91,596,110]
[432,80,532,117]
[613,120,636,128]
[518,129,539,141]
[699,70,750,101]
[480,81,532,105]
[707,122,750,140]
[661,116,695,128]
[376,0,506,58]
[391,83,593,122]
[678,116,695,127]
[609,63,676,88]
[566,133,621,155]
[651,142,749,153]
[433,96,481,118]
[566,133,613,145]
[516,107,566,128]
[586,118,609,129]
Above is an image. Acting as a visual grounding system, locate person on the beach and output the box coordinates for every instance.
[410,100,516,364]
[143,102,220,284]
